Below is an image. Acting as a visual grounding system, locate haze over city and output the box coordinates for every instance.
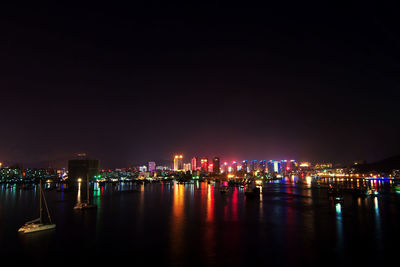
[1,2,399,168]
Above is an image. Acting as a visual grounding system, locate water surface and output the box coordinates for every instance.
[1,178,399,266]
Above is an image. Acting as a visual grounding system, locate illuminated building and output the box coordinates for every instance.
[208,163,214,173]
[220,161,229,173]
[315,163,333,169]
[249,160,257,172]
[184,163,191,172]
[289,160,297,170]
[174,155,183,171]
[213,157,220,174]
[280,160,297,171]
[68,159,100,184]
[267,160,281,173]
[299,162,311,169]
[191,157,197,171]
[237,163,242,171]
[139,165,147,172]
[148,161,156,172]
[258,160,266,172]
[200,158,208,172]
[156,166,168,171]
[231,161,238,173]
[281,160,287,171]
[242,160,248,173]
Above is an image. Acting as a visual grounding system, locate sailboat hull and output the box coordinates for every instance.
[19,223,56,233]
[18,180,56,234]
[73,202,97,210]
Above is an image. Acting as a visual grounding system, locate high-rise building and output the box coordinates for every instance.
[139,165,147,172]
[267,160,281,173]
[221,161,228,173]
[184,163,191,172]
[68,159,100,184]
[249,160,257,172]
[280,160,297,172]
[148,161,156,172]
[242,160,248,173]
[258,160,266,172]
[208,163,214,173]
[174,155,183,171]
[191,157,197,171]
[213,157,220,174]
[281,160,288,171]
[231,161,238,173]
[200,158,208,172]
[289,160,297,171]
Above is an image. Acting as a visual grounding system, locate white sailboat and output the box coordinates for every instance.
[73,174,97,210]
[18,180,56,233]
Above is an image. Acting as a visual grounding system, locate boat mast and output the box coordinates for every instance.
[39,180,43,224]
[87,173,90,204]
[41,182,53,224]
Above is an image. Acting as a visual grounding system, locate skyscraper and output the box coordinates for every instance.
[242,160,248,173]
[213,157,220,174]
[148,161,156,172]
[258,160,266,172]
[268,160,281,173]
[208,163,214,173]
[231,161,238,173]
[200,158,208,172]
[221,161,228,173]
[249,160,257,172]
[191,157,197,171]
[68,158,100,184]
[174,155,183,171]
[184,163,191,172]
[280,160,297,172]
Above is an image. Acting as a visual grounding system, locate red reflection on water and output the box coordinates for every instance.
[207,185,214,222]
[204,184,216,263]
[231,187,238,221]
[224,203,229,221]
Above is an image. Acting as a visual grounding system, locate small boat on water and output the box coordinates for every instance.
[333,195,344,204]
[18,180,56,234]
[367,189,379,197]
[74,202,97,210]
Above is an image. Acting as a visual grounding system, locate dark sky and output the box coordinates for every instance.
[1,2,399,168]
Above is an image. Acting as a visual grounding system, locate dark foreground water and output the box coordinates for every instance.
[1,178,400,266]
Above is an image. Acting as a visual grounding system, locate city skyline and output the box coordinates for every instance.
[1,3,399,266]
[1,2,399,168]
[0,151,385,170]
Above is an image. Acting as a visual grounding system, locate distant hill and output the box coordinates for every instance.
[353,155,400,173]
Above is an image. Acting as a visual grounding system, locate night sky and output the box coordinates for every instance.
[1,2,399,168]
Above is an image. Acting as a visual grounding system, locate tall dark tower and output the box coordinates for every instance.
[213,157,220,174]
[68,158,100,185]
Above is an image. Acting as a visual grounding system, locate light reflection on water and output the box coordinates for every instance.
[170,183,185,263]
[76,182,81,204]
[374,197,383,252]
[1,178,399,266]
